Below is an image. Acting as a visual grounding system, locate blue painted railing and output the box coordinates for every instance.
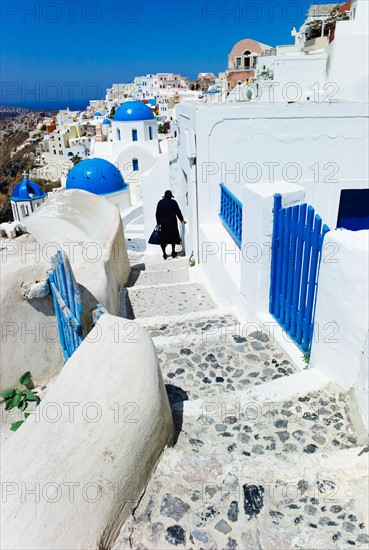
[219,183,243,248]
[49,250,83,361]
[269,194,330,353]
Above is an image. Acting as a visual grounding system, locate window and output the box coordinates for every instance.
[59,150,63,155]
[149,126,153,140]
[54,150,57,155]
[132,158,139,171]
[243,50,252,56]
[117,128,121,141]
[132,129,138,141]
[236,57,241,67]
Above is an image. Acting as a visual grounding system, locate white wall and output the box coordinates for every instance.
[241,182,306,321]
[26,189,130,316]
[111,119,159,153]
[310,230,369,414]
[177,102,368,241]
[104,188,131,216]
[0,190,131,391]
[1,314,173,549]
[0,233,64,390]
[354,332,369,430]
[141,143,171,243]
[326,0,369,103]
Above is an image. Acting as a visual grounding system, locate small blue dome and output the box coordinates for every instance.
[11,177,46,202]
[114,101,154,122]
[102,118,111,125]
[94,111,102,117]
[66,158,127,196]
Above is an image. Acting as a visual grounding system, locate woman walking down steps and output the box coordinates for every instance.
[156,190,187,260]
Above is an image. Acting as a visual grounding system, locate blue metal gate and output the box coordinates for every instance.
[49,250,83,361]
[269,195,330,353]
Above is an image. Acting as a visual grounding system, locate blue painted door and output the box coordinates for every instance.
[337,189,369,231]
[49,250,83,361]
[269,195,330,353]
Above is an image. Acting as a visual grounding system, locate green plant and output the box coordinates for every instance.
[0,372,40,431]
[303,350,311,369]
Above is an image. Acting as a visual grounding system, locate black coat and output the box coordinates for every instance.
[156,198,184,245]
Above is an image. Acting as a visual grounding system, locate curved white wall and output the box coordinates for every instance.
[0,190,130,391]
[1,314,174,549]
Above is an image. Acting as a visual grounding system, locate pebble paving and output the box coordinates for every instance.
[114,444,369,550]
[173,387,366,457]
[156,335,295,402]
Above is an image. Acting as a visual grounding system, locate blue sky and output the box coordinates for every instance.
[1,0,334,109]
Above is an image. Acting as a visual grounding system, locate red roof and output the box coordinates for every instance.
[338,0,351,13]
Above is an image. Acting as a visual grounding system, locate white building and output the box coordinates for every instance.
[228,0,367,105]
[91,100,160,204]
[141,0,369,299]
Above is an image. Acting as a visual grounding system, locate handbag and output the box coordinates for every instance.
[148,226,161,245]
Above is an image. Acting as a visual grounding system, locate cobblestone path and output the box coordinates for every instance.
[115,249,369,550]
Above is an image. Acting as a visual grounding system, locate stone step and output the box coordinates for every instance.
[124,283,217,319]
[171,385,366,458]
[157,337,295,403]
[142,254,189,272]
[131,267,189,287]
[140,312,240,340]
[113,447,369,550]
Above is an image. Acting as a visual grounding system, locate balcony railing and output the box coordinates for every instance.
[219,184,243,248]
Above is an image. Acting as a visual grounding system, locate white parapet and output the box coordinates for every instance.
[310,229,369,429]
[0,190,131,391]
[1,314,174,550]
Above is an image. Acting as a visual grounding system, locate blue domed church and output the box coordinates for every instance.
[66,158,131,214]
[11,173,47,222]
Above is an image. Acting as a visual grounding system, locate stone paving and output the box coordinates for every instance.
[142,314,239,338]
[114,449,369,550]
[172,386,366,457]
[132,268,189,287]
[156,338,295,402]
[114,249,369,550]
[126,283,217,319]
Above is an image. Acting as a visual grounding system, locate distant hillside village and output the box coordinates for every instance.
[1,1,369,549]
